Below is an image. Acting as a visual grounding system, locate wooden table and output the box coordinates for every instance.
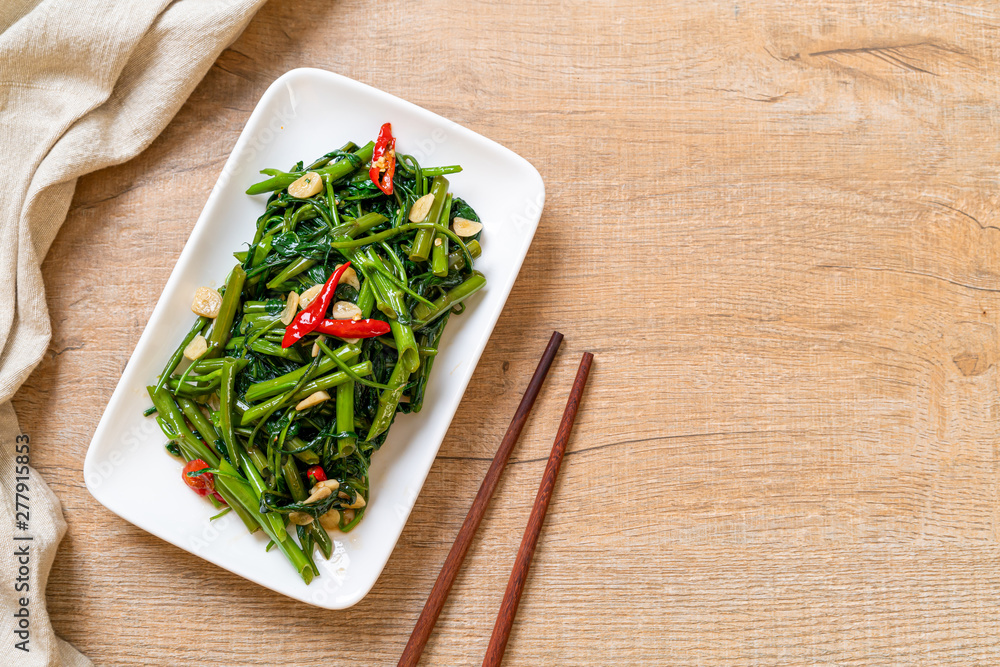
[13,1,1000,664]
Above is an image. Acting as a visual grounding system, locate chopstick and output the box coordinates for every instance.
[398,331,565,667]
[482,351,594,667]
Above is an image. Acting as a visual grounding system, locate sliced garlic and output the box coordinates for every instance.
[340,490,367,509]
[295,390,330,411]
[408,193,435,222]
[330,300,362,321]
[280,291,299,325]
[298,283,323,309]
[191,287,222,318]
[288,171,323,198]
[312,479,340,494]
[319,509,341,530]
[311,334,325,358]
[336,264,361,291]
[288,511,313,526]
[183,335,208,361]
[305,485,333,504]
[452,217,483,238]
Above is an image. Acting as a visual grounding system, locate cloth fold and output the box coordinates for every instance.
[0,1,267,663]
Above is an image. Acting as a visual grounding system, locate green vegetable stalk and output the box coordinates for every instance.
[146,130,487,582]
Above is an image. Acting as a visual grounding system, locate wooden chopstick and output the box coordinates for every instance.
[481,351,594,667]
[398,331,565,667]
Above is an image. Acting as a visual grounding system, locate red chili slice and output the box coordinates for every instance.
[369,122,396,195]
[281,262,352,348]
[182,459,215,497]
[306,465,327,486]
[314,318,390,339]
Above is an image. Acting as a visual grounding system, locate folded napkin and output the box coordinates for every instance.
[0,1,267,663]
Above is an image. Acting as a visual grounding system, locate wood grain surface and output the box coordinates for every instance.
[12,0,1000,664]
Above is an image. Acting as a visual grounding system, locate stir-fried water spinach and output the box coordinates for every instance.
[145,124,486,583]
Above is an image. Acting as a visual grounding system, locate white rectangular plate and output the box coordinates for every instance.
[84,68,544,609]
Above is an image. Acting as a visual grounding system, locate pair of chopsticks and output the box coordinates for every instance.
[399,331,593,667]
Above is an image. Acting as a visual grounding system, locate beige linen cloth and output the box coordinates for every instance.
[0,1,267,664]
